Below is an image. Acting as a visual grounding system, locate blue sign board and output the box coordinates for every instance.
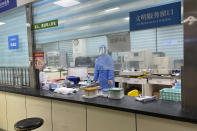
[8,35,19,50]
[129,2,181,31]
[0,0,17,14]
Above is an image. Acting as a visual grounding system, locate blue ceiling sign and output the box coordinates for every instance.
[129,2,181,31]
[8,35,19,50]
[0,0,17,13]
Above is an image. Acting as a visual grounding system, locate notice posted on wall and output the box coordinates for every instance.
[107,32,131,52]
[8,35,19,50]
[34,52,45,70]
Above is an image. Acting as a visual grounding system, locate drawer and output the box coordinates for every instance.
[115,77,123,82]
[115,77,128,83]
[148,79,172,85]
[127,78,147,84]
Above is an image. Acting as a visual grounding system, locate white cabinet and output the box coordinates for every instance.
[87,106,136,131]
[52,100,86,131]
[26,96,52,131]
[0,91,7,130]
[137,114,197,131]
[6,93,26,131]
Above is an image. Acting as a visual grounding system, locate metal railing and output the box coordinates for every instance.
[0,67,30,87]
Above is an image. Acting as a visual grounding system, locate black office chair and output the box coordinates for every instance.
[14,118,44,131]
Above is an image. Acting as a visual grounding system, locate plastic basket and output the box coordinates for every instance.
[160,88,181,101]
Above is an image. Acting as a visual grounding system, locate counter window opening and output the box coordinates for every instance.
[32,0,183,99]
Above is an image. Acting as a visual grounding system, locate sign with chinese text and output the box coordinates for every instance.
[34,52,45,70]
[33,19,58,30]
[8,35,19,50]
[0,0,17,13]
[107,32,131,52]
[130,2,181,31]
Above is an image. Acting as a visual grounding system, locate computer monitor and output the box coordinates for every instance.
[68,67,88,80]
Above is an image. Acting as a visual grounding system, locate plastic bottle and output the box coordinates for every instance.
[87,75,91,85]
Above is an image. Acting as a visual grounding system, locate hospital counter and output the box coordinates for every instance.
[43,69,175,92]
[0,86,197,131]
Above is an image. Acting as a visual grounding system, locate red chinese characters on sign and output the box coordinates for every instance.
[34,52,45,70]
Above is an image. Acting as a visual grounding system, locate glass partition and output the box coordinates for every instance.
[33,0,183,81]
[0,7,30,87]
[0,7,29,67]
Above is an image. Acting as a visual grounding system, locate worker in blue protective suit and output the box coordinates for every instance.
[94,45,115,89]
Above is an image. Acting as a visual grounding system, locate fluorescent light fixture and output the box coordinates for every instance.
[78,25,90,30]
[0,22,5,26]
[124,17,130,21]
[104,7,120,13]
[54,0,80,8]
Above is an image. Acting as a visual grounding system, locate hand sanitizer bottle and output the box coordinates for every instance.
[87,75,91,85]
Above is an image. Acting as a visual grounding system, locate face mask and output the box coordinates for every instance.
[99,47,106,55]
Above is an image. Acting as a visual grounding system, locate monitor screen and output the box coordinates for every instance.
[134,52,139,57]
[68,67,88,80]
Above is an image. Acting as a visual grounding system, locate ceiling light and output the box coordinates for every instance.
[104,7,120,13]
[124,17,130,21]
[78,25,90,30]
[54,0,80,8]
[0,22,5,26]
